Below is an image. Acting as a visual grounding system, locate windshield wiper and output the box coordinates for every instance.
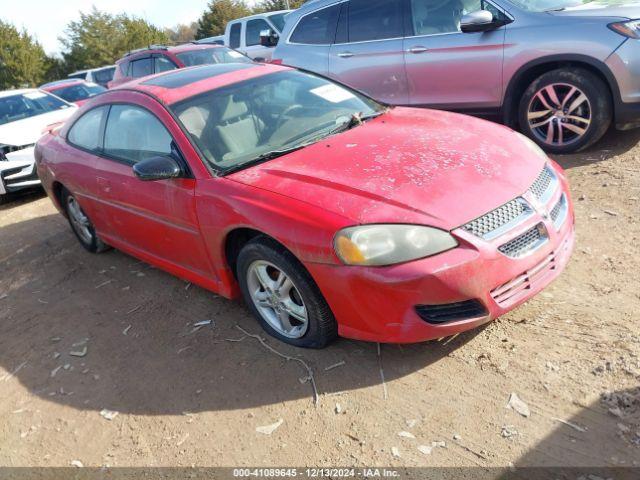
[223,144,307,175]
[329,110,386,137]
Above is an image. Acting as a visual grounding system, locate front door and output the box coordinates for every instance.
[328,0,409,105]
[93,100,213,278]
[403,0,507,110]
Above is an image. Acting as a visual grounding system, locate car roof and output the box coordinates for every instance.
[118,43,228,63]
[0,88,40,99]
[40,79,84,90]
[113,63,290,105]
[228,9,292,22]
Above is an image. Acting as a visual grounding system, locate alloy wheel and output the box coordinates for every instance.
[527,83,592,147]
[246,260,309,339]
[67,196,93,245]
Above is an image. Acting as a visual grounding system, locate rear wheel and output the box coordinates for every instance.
[62,189,110,254]
[236,237,338,349]
[518,68,612,154]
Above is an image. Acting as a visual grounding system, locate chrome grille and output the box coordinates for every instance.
[463,198,532,239]
[498,223,548,258]
[529,165,556,201]
[550,194,568,230]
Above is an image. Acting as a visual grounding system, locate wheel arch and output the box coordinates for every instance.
[503,54,619,127]
[51,181,68,217]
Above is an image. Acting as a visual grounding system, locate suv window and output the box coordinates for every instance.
[93,67,115,84]
[104,105,173,164]
[348,0,404,43]
[229,23,242,48]
[154,55,177,73]
[410,0,504,35]
[290,5,340,45]
[246,19,271,46]
[67,106,107,151]
[130,57,152,78]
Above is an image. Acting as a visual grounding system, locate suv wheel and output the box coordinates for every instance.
[236,237,338,349]
[62,189,110,254]
[519,68,612,154]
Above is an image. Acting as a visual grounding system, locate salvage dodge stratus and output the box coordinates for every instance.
[35,64,575,348]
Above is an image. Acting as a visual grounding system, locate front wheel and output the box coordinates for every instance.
[236,237,338,349]
[62,189,110,254]
[518,68,612,154]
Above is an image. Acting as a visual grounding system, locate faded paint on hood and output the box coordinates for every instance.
[228,108,546,230]
[0,106,77,147]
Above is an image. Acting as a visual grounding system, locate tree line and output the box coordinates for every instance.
[0,0,306,90]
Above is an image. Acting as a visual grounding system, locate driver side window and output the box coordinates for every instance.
[104,105,173,164]
[410,0,501,36]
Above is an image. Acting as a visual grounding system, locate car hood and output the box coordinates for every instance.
[0,106,77,147]
[229,108,546,231]
[548,2,640,19]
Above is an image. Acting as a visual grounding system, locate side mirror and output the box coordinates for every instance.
[259,29,279,48]
[460,10,496,33]
[133,155,181,181]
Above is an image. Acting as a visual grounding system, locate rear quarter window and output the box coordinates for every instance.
[67,106,108,151]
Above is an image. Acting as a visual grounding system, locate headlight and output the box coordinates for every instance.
[334,225,458,267]
[609,20,640,39]
[517,132,549,161]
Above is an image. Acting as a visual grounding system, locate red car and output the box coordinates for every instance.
[35,63,575,348]
[108,43,253,88]
[40,79,106,106]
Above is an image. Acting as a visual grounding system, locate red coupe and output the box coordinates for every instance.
[35,63,575,348]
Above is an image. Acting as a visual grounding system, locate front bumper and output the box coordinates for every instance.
[306,165,575,344]
[0,147,39,195]
[606,38,640,129]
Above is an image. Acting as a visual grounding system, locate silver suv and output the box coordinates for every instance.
[271,0,640,153]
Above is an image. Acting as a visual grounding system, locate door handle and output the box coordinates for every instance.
[337,51,354,58]
[407,46,429,54]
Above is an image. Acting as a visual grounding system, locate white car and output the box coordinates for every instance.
[0,89,77,203]
[225,10,291,61]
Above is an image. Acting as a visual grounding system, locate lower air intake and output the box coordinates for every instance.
[415,300,488,325]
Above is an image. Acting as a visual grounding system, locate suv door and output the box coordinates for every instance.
[328,0,409,105]
[286,3,341,76]
[403,0,508,110]
[93,99,213,277]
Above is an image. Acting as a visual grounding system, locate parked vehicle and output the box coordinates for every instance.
[0,89,76,203]
[271,0,640,154]
[36,63,574,348]
[68,66,116,88]
[108,44,253,88]
[40,80,106,106]
[226,10,291,61]
[196,35,225,45]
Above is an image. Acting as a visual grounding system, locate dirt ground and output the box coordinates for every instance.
[0,129,639,472]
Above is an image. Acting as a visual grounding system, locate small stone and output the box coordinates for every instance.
[432,441,446,448]
[417,445,432,455]
[507,393,530,417]
[335,403,342,414]
[453,434,461,441]
[391,447,401,458]
[256,419,283,435]
[99,409,118,421]
[501,425,518,438]
[70,460,84,468]
[398,431,415,439]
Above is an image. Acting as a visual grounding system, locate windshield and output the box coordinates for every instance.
[268,13,287,32]
[172,70,385,173]
[175,47,253,67]
[52,83,106,103]
[0,91,71,126]
[506,0,603,11]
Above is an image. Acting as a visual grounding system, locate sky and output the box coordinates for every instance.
[3,0,258,55]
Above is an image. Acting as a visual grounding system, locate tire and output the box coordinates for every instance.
[518,68,612,154]
[61,188,110,254]
[0,194,7,205]
[236,236,338,349]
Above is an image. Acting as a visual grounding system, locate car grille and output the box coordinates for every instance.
[491,252,557,307]
[415,300,488,325]
[549,194,568,229]
[0,144,34,161]
[462,198,532,239]
[498,223,548,258]
[529,165,556,201]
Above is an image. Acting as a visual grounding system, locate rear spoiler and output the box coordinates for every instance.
[42,121,65,136]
